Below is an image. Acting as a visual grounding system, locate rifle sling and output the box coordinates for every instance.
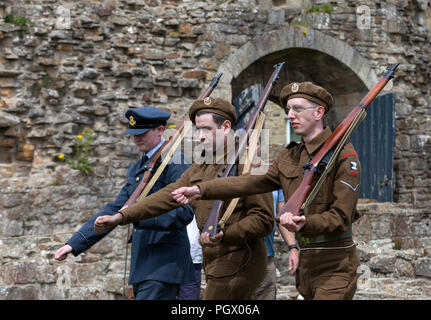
[218,112,266,229]
[301,108,367,212]
[303,149,334,174]
[137,120,193,201]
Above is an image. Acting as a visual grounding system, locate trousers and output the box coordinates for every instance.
[202,242,267,300]
[177,263,202,300]
[296,238,360,300]
[133,280,178,300]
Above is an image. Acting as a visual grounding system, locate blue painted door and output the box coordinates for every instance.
[349,93,395,202]
[232,84,263,130]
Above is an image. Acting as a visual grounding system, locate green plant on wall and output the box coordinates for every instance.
[308,4,334,14]
[58,129,95,175]
[5,15,33,37]
[33,74,67,97]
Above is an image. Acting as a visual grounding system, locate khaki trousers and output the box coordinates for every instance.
[202,242,267,300]
[296,238,360,300]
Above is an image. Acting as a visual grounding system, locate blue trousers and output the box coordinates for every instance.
[133,280,178,300]
[177,263,202,300]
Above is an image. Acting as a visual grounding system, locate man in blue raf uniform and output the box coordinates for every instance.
[55,106,195,300]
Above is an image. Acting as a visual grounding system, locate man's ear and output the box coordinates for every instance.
[315,105,326,121]
[221,120,232,134]
[156,125,165,136]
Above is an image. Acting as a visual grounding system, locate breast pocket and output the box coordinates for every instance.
[151,175,169,191]
[146,171,170,194]
[278,160,302,196]
[125,175,139,195]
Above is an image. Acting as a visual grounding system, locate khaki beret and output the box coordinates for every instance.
[189,97,237,124]
[279,81,334,113]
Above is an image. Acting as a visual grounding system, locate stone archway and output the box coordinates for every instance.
[214,26,383,102]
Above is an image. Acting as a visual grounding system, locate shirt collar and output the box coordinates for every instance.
[144,139,165,160]
[303,127,332,155]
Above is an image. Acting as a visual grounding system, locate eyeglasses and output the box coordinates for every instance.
[284,104,318,114]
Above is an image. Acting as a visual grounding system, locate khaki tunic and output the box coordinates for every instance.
[120,160,274,300]
[197,127,362,299]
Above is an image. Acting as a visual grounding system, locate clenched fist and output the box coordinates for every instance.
[171,185,201,205]
[94,213,123,233]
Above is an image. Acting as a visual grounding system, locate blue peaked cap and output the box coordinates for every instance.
[123,106,171,135]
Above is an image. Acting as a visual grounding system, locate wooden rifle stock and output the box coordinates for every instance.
[203,62,285,239]
[276,63,399,222]
[120,72,223,210]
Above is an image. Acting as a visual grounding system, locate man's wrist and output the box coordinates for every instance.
[194,185,202,197]
[116,212,124,225]
[288,243,299,252]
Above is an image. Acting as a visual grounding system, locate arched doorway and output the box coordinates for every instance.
[217,27,395,202]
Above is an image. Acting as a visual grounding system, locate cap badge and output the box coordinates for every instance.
[291,83,299,93]
[129,116,136,126]
[204,97,212,106]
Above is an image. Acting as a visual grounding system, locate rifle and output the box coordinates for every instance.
[121,72,223,210]
[203,62,285,240]
[275,63,399,222]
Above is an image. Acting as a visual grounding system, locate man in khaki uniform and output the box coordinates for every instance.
[94,98,274,300]
[172,82,362,300]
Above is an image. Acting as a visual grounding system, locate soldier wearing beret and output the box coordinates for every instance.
[172,82,362,300]
[55,106,195,300]
[94,97,274,300]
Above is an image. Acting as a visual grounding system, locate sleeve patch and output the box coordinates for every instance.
[350,161,358,174]
[339,180,360,192]
[343,152,358,158]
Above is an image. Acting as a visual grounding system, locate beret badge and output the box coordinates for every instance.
[204,97,212,106]
[291,83,299,93]
[129,115,136,126]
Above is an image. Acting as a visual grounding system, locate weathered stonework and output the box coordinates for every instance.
[0,0,430,299]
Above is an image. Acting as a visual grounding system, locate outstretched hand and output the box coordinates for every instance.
[94,213,123,234]
[54,244,73,261]
[171,186,201,205]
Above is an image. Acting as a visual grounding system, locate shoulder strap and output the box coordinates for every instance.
[302,108,367,211]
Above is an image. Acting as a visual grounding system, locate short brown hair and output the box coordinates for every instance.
[196,111,230,128]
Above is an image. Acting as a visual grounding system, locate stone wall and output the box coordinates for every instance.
[1,201,430,299]
[0,0,430,299]
[274,201,431,299]
[353,202,431,279]
[0,228,127,299]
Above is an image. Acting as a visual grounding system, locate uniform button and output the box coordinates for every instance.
[136,177,139,182]
[134,229,136,234]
